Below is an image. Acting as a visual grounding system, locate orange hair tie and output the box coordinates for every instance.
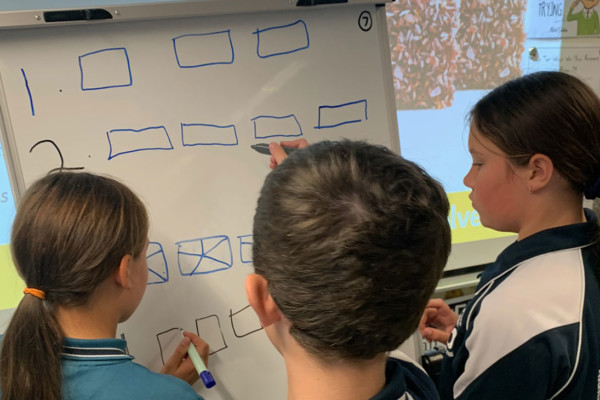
[23,287,46,300]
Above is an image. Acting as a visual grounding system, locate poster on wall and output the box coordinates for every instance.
[526,0,600,38]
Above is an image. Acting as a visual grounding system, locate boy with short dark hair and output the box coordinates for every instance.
[247,139,450,400]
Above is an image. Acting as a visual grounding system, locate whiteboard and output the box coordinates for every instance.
[0,4,397,399]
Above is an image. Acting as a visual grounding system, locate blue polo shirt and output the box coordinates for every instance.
[61,337,203,400]
[0,336,203,400]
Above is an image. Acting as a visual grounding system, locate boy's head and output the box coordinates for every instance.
[250,140,451,362]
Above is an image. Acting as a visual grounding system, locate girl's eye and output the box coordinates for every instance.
[472,162,483,167]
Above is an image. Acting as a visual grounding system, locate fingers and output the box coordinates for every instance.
[177,357,200,385]
[419,298,459,344]
[424,298,458,325]
[268,143,288,168]
[269,155,279,170]
[426,298,449,309]
[161,336,191,374]
[160,331,211,386]
[418,307,439,334]
[421,327,451,344]
[183,330,210,367]
[268,139,310,169]
[419,299,449,332]
[279,139,309,149]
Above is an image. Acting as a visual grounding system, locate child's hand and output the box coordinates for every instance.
[269,139,309,169]
[160,331,210,385]
[418,299,458,344]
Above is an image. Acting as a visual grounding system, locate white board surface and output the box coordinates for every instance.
[0,4,397,399]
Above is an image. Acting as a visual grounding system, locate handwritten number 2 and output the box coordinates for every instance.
[29,139,84,174]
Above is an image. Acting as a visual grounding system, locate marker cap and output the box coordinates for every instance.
[200,370,216,388]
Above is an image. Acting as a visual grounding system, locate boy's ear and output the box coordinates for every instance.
[245,273,281,327]
[114,254,133,289]
[527,153,554,193]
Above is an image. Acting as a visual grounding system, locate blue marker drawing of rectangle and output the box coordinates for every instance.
[181,123,238,146]
[252,115,303,139]
[315,99,368,129]
[237,235,253,264]
[176,235,233,276]
[79,48,132,90]
[107,126,174,160]
[254,20,309,59]
[173,31,234,68]
[147,242,169,285]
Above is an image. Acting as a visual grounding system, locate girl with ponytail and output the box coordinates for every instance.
[420,71,600,399]
[0,172,208,400]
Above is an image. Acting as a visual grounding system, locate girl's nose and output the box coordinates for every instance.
[463,168,473,189]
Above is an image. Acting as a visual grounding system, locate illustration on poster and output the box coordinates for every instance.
[567,0,600,35]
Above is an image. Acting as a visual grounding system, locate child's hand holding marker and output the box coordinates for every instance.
[160,330,212,387]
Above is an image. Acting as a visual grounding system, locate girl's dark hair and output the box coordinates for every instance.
[0,172,148,400]
[253,140,451,362]
[470,71,600,194]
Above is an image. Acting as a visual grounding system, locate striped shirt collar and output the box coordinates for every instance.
[62,337,133,360]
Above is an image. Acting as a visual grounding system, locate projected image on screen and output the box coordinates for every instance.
[386,0,526,247]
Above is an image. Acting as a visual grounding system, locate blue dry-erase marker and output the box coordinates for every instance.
[251,143,297,156]
[180,329,216,388]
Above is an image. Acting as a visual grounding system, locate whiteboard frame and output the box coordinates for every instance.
[0,79,26,204]
[0,0,391,30]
